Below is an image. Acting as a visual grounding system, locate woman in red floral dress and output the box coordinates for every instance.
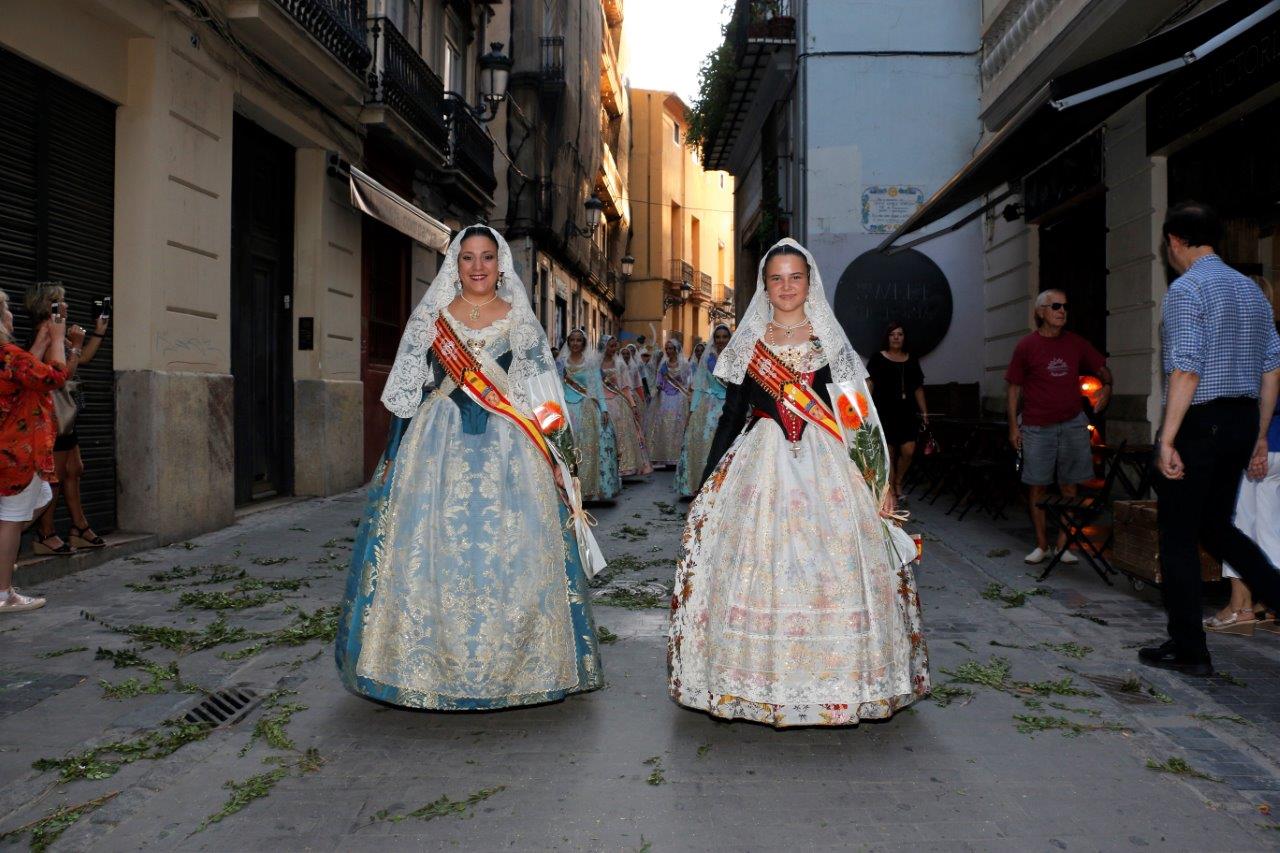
[0,289,78,613]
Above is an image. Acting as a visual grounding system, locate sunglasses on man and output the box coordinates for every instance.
[1047,302,1068,311]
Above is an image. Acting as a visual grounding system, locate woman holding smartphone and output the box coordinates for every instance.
[25,282,111,555]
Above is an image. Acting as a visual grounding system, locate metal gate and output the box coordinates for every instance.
[0,46,117,530]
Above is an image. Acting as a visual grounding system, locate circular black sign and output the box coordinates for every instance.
[832,248,953,358]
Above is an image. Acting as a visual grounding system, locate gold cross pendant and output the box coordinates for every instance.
[790,442,801,458]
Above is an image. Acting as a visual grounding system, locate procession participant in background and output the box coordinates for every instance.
[668,238,928,728]
[639,348,656,402]
[621,344,644,402]
[675,323,732,499]
[1006,288,1112,565]
[866,320,928,506]
[645,338,692,467]
[336,225,605,711]
[1145,203,1280,674]
[0,288,74,613]
[692,341,706,365]
[601,335,652,479]
[558,328,620,503]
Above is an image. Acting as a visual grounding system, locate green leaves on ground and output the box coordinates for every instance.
[242,690,307,754]
[596,626,619,645]
[610,525,650,541]
[1189,712,1250,725]
[1118,677,1173,704]
[1145,756,1221,782]
[32,720,212,783]
[177,589,283,612]
[929,683,975,708]
[197,769,288,831]
[1014,714,1128,737]
[0,791,119,852]
[36,646,88,659]
[83,612,251,655]
[981,582,1050,608]
[593,588,668,610]
[216,606,339,661]
[642,756,666,786]
[371,786,507,824]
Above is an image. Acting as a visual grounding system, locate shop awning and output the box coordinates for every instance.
[348,166,451,252]
[879,0,1280,252]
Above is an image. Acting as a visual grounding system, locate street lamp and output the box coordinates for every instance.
[663,281,693,313]
[446,42,512,122]
[569,194,606,237]
[620,254,635,278]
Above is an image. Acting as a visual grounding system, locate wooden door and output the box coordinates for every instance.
[231,115,294,504]
[361,217,412,480]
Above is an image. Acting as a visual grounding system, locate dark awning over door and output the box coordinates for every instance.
[878,0,1280,251]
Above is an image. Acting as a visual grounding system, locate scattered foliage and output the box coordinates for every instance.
[0,791,119,852]
[643,756,665,786]
[371,786,507,824]
[32,720,212,783]
[981,582,1050,608]
[36,646,88,659]
[596,626,619,645]
[1145,757,1221,782]
[197,769,289,831]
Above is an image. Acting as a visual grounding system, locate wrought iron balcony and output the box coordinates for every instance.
[722,285,735,305]
[541,36,566,87]
[697,271,713,296]
[367,16,448,151]
[445,96,497,196]
[273,0,371,74]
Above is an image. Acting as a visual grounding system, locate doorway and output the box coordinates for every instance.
[361,218,412,480]
[1038,196,1107,356]
[230,115,295,505]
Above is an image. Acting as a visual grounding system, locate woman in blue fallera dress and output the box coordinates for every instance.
[557,328,620,502]
[336,226,605,710]
[675,323,732,498]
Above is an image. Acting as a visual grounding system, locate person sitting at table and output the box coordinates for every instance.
[1006,289,1112,565]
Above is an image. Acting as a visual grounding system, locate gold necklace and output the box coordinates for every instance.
[459,290,500,322]
[766,318,809,348]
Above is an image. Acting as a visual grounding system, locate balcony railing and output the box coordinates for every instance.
[697,271,712,296]
[734,0,795,52]
[668,259,693,287]
[367,17,448,150]
[275,0,371,75]
[445,96,496,195]
[722,285,735,305]
[541,36,565,84]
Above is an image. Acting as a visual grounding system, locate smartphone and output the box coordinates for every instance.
[95,296,112,319]
[50,301,62,319]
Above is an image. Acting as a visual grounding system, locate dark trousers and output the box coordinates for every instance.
[1156,397,1280,658]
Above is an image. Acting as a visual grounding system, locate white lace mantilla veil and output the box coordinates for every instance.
[556,327,599,372]
[381,225,567,423]
[713,237,868,387]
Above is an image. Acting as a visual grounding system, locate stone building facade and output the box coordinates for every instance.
[624,90,735,351]
[0,0,500,540]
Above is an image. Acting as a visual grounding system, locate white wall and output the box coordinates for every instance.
[801,0,984,384]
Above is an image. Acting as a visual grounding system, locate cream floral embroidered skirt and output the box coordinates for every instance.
[668,419,929,727]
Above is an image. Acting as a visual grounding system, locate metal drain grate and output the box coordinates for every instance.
[1080,673,1165,705]
[183,685,263,727]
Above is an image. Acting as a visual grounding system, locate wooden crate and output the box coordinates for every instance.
[1110,500,1221,584]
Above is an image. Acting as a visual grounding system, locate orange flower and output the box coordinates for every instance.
[838,394,863,430]
[854,391,870,417]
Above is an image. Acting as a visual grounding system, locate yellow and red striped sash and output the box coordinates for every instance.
[746,340,843,444]
[561,371,591,399]
[431,315,562,471]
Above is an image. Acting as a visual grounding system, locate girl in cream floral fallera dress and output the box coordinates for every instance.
[668,239,929,727]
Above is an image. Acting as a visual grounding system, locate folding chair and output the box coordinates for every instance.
[1036,449,1123,584]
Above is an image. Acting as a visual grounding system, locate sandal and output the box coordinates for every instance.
[1203,609,1257,635]
[69,525,106,549]
[32,534,75,557]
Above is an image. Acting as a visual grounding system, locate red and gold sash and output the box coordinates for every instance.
[746,340,842,444]
[431,315,564,471]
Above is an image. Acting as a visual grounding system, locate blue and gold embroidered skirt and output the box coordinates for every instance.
[336,392,603,710]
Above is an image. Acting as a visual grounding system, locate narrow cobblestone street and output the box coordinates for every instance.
[2,471,1279,851]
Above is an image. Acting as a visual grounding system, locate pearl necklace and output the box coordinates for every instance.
[459,290,500,322]
[765,317,810,348]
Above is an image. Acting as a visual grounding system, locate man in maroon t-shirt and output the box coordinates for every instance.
[1006,289,1113,564]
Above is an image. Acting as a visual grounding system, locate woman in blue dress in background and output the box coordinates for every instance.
[336,226,605,710]
[675,323,732,498]
[558,328,620,502]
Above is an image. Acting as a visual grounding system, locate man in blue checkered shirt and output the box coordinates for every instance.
[1141,202,1280,676]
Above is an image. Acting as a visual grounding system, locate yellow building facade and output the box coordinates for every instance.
[624,90,734,354]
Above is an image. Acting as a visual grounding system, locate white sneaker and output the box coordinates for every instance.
[1024,547,1047,564]
[1059,550,1079,565]
[0,589,46,613]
